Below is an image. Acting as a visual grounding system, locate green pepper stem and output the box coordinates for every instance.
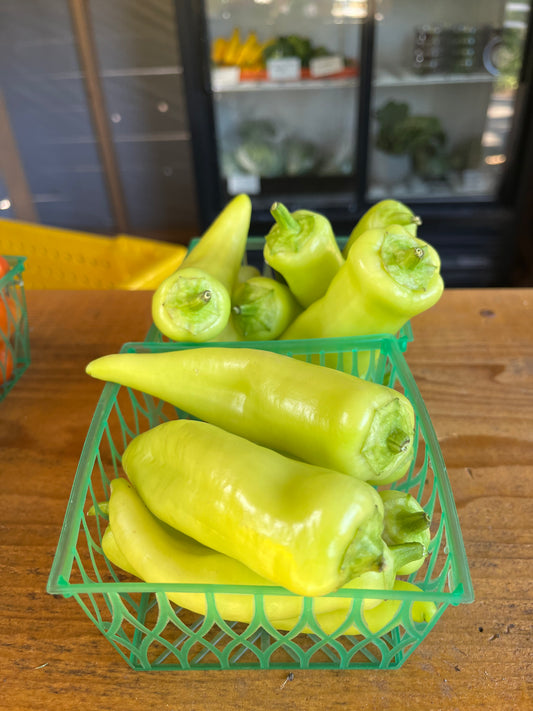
[388,542,425,573]
[270,202,301,235]
[380,231,438,292]
[393,510,431,536]
[232,301,259,317]
[185,289,212,310]
[232,303,273,335]
[395,246,425,270]
[412,214,423,226]
[387,428,411,454]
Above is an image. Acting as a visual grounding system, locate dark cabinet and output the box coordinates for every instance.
[176,0,533,286]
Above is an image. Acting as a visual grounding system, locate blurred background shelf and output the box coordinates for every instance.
[0,0,532,287]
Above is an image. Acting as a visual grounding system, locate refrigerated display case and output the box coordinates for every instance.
[175,0,533,286]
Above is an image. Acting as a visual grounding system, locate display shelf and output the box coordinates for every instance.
[367,179,496,202]
[374,69,495,88]
[212,76,359,92]
[211,68,495,93]
[210,66,359,93]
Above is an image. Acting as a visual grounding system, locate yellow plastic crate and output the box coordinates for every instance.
[0,219,187,290]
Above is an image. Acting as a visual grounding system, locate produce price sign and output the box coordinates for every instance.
[227,173,261,196]
[310,55,345,77]
[211,66,241,90]
[266,57,302,81]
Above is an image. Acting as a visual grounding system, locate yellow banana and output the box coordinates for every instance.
[211,37,227,65]
[223,28,242,65]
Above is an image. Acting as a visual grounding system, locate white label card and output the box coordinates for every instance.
[309,55,344,77]
[266,57,301,81]
[211,67,240,90]
[227,173,261,196]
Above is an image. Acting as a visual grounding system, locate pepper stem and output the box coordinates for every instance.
[393,510,431,536]
[232,303,273,335]
[387,428,411,454]
[389,542,425,573]
[361,398,414,482]
[380,230,437,291]
[232,283,277,338]
[185,289,212,310]
[270,202,301,234]
[395,245,425,270]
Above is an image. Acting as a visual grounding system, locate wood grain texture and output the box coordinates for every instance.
[1,289,532,710]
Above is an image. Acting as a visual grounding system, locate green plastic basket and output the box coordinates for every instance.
[145,236,414,351]
[0,255,30,401]
[47,336,473,671]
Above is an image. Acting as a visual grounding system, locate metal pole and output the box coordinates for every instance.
[68,0,129,233]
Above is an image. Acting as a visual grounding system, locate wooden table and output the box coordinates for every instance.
[2,289,532,710]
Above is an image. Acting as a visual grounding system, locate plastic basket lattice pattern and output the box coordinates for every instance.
[47,336,473,671]
[0,256,30,401]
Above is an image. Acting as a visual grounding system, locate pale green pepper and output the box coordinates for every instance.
[102,477,431,636]
[236,263,261,284]
[342,199,422,258]
[264,202,344,308]
[86,346,415,484]
[121,419,386,597]
[152,194,251,342]
[281,224,444,342]
[231,275,302,340]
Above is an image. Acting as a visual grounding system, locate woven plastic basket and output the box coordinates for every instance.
[47,335,473,671]
[0,255,30,401]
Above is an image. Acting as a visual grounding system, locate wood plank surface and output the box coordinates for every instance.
[1,288,532,710]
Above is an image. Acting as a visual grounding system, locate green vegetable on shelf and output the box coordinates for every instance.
[284,138,321,176]
[231,275,302,340]
[285,34,313,65]
[86,346,415,484]
[264,202,345,308]
[375,100,449,181]
[379,489,431,574]
[103,477,427,634]
[342,199,422,258]
[234,139,284,177]
[121,419,386,597]
[238,119,279,143]
[263,35,310,65]
[262,34,332,69]
[281,224,444,342]
[151,194,251,342]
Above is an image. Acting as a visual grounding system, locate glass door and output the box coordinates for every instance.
[368,0,531,202]
[204,0,366,213]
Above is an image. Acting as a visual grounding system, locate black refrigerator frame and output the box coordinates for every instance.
[174,0,533,287]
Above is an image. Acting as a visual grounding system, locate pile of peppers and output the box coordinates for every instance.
[87,194,444,638]
[87,345,436,637]
[151,194,444,344]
